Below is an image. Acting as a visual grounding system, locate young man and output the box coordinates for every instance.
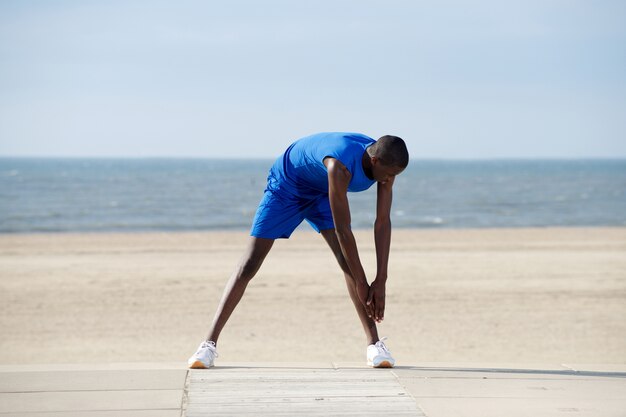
[188,132,409,368]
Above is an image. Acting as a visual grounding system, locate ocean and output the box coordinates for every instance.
[1,158,625,233]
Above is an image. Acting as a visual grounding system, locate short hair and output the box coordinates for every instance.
[368,135,409,168]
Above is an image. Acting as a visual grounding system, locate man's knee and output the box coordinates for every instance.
[234,237,273,282]
[321,230,352,276]
[235,257,261,282]
[333,251,351,276]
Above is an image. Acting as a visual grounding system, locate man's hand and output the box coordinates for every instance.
[366,278,386,323]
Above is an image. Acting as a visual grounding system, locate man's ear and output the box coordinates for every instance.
[370,155,380,166]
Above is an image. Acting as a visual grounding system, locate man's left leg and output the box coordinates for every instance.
[320,228,380,345]
[320,228,396,367]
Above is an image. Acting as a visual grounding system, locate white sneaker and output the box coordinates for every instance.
[188,340,218,369]
[367,337,395,368]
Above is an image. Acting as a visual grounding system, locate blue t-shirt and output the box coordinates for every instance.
[266,132,377,198]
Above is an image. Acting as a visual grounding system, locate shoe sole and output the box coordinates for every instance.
[189,360,213,369]
[368,360,394,368]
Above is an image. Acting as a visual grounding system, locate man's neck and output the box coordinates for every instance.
[362,150,374,180]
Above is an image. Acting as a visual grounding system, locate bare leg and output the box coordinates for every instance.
[205,236,274,344]
[320,229,379,345]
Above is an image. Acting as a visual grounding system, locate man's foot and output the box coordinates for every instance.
[366,337,395,368]
[188,340,218,369]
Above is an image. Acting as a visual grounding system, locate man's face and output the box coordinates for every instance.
[371,158,405,184]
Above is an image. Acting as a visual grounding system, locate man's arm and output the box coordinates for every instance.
[367,176,395,322]
[324,157,373,317]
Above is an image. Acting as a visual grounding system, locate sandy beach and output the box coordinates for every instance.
[0,227,625,365]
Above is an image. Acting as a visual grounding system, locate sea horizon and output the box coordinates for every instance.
[2,156,625,161]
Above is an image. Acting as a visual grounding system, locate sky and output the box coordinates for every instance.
[0,0,625,159]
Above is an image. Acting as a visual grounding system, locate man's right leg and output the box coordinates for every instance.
[205,236,274,343]
[201,188,302,344]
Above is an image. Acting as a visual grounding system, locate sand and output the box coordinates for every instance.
[0,227,625,365]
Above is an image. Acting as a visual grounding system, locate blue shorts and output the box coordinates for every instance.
[250,190,335,239]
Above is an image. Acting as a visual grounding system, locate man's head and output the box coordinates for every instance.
[366,135,409,184]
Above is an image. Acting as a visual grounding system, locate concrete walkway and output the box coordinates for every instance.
[1,362,625,416]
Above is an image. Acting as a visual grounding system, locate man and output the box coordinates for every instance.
[188,132,409,368]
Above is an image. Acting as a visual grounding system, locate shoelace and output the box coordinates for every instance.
[198,341,219,358]
[375,337,390,354]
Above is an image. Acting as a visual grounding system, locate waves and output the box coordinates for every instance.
[1,158,625,233]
